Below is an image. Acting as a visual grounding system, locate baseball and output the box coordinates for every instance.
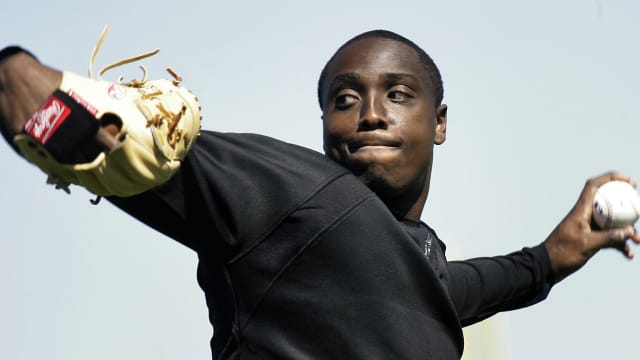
[593,180,640,229]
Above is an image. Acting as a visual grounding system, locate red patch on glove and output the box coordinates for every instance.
[24,94,71,144]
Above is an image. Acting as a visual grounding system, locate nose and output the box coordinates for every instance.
[358,93,388,131]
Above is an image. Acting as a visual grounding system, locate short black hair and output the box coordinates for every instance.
[317,30,444,109]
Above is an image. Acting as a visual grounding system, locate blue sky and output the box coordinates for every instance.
[2,1,639,359]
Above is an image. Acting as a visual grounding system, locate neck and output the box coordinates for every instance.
[382,177,430,222]
[384,194,427,221]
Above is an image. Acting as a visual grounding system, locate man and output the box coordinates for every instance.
[0,30,637,359]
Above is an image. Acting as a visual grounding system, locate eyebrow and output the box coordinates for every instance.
[383,73,419,84]
[329,73,361,89]
[329,72,419,88]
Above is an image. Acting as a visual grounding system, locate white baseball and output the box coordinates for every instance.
[592,180,640,229]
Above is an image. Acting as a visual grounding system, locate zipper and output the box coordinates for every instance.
[425,237,432,260]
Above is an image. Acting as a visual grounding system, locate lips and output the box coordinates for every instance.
[347,135,402,153]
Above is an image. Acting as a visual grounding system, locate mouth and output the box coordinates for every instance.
[347,137,401,153]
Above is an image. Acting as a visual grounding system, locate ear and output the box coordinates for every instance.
[434,104,447,145]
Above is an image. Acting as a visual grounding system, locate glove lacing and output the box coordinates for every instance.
[47,25,196,204]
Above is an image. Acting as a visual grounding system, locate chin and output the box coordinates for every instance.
[356,167,397,199]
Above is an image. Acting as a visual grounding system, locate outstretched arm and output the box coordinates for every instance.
[0,48,120,157]
[0,45,201,197]
[544,172,640,283]
[447,172,640,325]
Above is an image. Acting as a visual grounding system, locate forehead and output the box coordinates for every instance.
[326,37,430,87]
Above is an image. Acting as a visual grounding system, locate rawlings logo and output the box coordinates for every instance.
[68,90,98,115]
[108,84,126,99]
[24,95,71,144]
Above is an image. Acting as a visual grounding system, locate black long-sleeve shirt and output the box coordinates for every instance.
[109,131,555,359]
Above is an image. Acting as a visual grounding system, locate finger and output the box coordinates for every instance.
[619,240,634,259]
[630,228,640,245]
[589,226,634,252]
[96,126,120,150]
[597,171,635,187]
[611,228,637,259]
[572,172,636,220]
[621,229,640,259]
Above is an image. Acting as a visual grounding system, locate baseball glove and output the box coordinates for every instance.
[13,25,202,198]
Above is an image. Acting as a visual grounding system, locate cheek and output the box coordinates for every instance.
[402,120,435,165]
[323,115,353,141]
[322,117,347,157]
[406,110,436,144]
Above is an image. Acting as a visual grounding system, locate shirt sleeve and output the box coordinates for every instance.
[445,243,556,327]
[107,131,347,257]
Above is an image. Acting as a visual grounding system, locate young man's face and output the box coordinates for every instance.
[321,37,447,205]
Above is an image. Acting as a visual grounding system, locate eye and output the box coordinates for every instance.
[388,91,411,102]
[335,93,359,110]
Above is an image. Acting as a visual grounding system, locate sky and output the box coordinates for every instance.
[1,0,640,359]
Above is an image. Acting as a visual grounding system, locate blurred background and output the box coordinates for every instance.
[1,1,639,359]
